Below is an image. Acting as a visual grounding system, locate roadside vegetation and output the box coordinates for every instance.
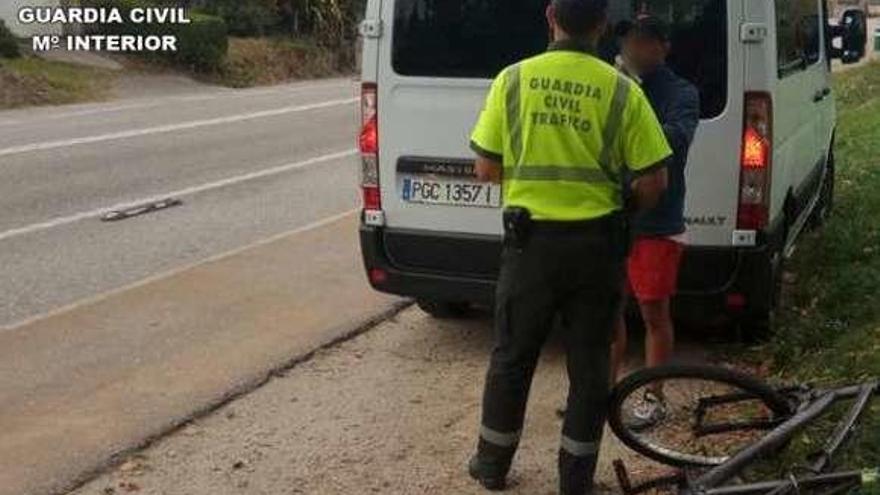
[757,60,880,468]
[0,58,115,110]
[219,37,340,87]
[84,0,363,87]
[0,19,20,58]
[0,20,114,109]
[1,0,363,108]
[203,0,365,86]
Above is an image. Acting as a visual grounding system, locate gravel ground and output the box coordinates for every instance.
[72,307,686,495]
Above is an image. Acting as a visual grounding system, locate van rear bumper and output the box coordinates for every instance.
[360,224,779,316]
[359,225,498,305]
[675,244,777,322]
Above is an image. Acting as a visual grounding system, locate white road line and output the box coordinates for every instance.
[0,80,355,127]
[0,101,166,126]
[0,97,357,157]
[0,208,359,333]
[0,149,358,242]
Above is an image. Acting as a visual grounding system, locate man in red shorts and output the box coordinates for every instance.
[611,15,700,430]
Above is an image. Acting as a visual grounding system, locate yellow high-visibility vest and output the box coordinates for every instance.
[470,40,672,221]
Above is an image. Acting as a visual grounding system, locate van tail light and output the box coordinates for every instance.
[360,83,382,213]
[737,92,773,231]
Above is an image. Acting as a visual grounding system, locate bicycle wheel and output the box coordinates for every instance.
[608,364,793,468]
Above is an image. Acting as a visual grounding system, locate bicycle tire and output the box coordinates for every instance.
[608,364,793,468]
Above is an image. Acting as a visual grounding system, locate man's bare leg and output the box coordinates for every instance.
[639,298,674,395]
[568,299,674,420]
[618,297,675,431]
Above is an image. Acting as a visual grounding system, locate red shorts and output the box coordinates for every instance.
[626,236,685,303]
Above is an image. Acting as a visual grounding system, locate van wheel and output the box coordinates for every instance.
[739,262,782,343]
[739,226,786,343]
[809,150,835,230]
[416,299,472,319]
[738,311,775,343]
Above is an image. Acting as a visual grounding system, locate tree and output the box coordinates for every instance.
[200,0,279,36]
[0,19,21,59]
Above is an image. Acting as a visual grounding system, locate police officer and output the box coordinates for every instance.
[467,1,672,494]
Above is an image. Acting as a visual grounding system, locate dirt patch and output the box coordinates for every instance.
[70,308,714,495]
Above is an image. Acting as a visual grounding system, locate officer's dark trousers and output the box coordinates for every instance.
[475,221,624,495]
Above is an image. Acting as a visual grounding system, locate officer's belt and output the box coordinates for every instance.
[529,212,622,235]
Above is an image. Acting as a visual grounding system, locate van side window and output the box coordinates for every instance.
[775,0,822,77]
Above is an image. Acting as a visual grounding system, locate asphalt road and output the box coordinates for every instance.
[0,78,405,495]
[0,79,359,328]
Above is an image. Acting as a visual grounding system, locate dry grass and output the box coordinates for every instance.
[0,57,115,110]
[215,37,345,88]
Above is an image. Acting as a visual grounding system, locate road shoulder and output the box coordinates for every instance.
[70,307,682,495]
[0,213,403,495]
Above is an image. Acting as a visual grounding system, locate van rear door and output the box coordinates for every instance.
[376,0,548,236]
[378,0,742,248]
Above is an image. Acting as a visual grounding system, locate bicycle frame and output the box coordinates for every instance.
[614,380,879,495]
[683,382,877,494]
[698,469,877,495]
[693,386,805,437]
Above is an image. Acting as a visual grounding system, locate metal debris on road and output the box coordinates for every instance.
[101,198,183,222]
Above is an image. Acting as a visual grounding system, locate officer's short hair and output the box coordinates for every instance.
[552,0,609,37]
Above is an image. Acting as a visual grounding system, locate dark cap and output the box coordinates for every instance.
[551,0,609,37]
[615,15,670,42]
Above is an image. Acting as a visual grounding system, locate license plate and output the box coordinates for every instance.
[400,176,501,208]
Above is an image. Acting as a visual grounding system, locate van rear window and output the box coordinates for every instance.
[392,0,727,119]
[392,0,549,79]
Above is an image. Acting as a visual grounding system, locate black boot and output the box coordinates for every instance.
[559,449,598,495]
[468,455,508,491]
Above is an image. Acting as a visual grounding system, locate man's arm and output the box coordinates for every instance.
[629,161,669,211]
[620,83,673,210]
[661,83,700,159]
[475,156,503,184]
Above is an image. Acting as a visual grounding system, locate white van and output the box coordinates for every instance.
[357,0,868,337]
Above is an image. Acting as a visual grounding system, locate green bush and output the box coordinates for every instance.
[199,0,278,36]
[165,13,228,72]
[83,1,228,73]
[0,19,21,59]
